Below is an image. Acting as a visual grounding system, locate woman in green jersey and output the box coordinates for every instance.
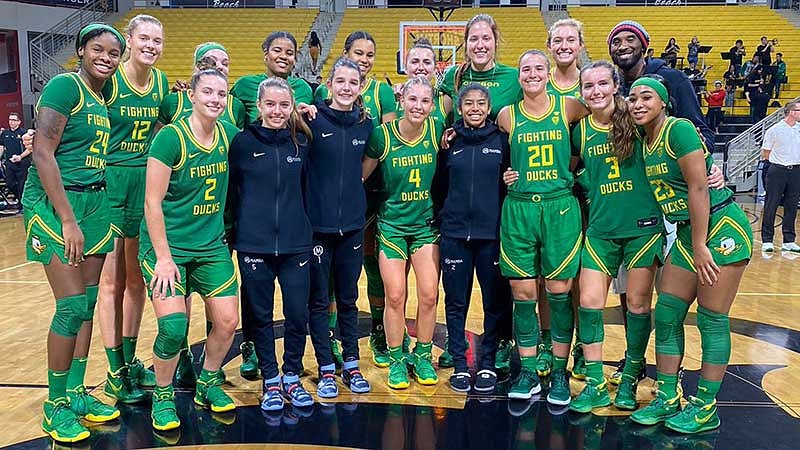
[496,50,588,405]
[141,69,241,431]
[160,43,247,129]
[567,61,664,414]
[231,31,314,126]
[627,76,751,434]
[396,38,452,127]
[96,15,168,404]
[440,14,522,121]
[546,19,584,99]
[362,76,442,390]
[25,23,124,443]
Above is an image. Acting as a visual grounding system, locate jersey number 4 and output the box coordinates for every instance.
[408,168,421,188]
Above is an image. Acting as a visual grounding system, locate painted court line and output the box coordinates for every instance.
[0,261,34,274]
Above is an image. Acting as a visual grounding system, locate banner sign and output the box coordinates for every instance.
[168,0,276,6]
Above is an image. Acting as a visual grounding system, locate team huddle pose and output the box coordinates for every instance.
[25,12,751,444]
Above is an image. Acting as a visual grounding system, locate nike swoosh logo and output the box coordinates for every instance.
[253,152,266,158]
[120,93,133,99]
[322,132,333,138]
[586,133,597,141]
[86,102,96,108]
[516,121,527,127]
[453,149,463,155]
[493,261,499,266]
[391,145,404,151]
[188,153,200,159]
[182,108,193,113]
[353,244,362,250]
[560,208,570,215]
[299,260,309,267]
[694,410,716,424]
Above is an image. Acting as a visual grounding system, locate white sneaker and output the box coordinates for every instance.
[762,242,774,252]
[781,242,800,252]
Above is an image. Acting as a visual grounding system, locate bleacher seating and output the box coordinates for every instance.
[569,5,799,114]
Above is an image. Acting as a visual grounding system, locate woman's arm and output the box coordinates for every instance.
[678,151,719,286]
[33,107,82,265]
[143,158,180,298]
[362,157,379,181]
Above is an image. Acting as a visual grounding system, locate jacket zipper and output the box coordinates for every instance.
[274,142,280,256]
[467,144,475,242]
[338,125,345,236]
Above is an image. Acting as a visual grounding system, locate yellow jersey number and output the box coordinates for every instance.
[408,168,421,188]
[204,178,217,201]
[131,120,152,142]
[605,156,620,179]
[650,179,676,202]
[89,130,109,155]
[528,144,554,167]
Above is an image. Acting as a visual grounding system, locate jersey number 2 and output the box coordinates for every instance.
[204,178,217,201]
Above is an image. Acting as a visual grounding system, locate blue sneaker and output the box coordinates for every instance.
[282,375,314,408]
[260,384,284,412]
[342,367,371,393]
[317,373,339,399]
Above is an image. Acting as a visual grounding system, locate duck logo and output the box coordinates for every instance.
[31,235,46,255]
[714,237,742,256]
[551,112,560,125]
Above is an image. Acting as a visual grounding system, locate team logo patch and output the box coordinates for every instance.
[352,139,366,146]
[551,113,560,125]
[152,93,159,102]
[31,235,46,255]
[313,245,324,263]
[423,141,430,149]
[364,95,372,103]
[286,155,302,163]
[714,237,742,256]
[219,146,225,155]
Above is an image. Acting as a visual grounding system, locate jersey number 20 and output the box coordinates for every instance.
[528,144,554,167]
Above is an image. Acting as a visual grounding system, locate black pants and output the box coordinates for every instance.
[238,251,310,379]
[441,237,512,372]
[706,107,724,130]
[762,164,800,243]
[308,229,363,367]
[4,161,29,203]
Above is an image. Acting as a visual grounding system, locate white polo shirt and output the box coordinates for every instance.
[763,119,800,166]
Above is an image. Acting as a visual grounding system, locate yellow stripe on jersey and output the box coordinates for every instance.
[379,125,390,162]
[645,117,670,158]
[120,65,156,97]
[500,243,532,278]
[507,106,516,144]
[226,95,235,123]
[108,73,119,105]
[584,236,612,276]
[177,119,220,153]
[73,72,106,105]
[378,233,408,260]
[707,216,753,254]
[26,215,65,245]
[206,272,238,298]
[579,118,586,160]
[546,232,583,279]
[218,122,231,150]
[428,117,439,152]
[164,124,187,171]
[517,96,557,122]
[172,93,184,124]
[142,259,187,296]
[626,233,662,270]
[390,118,429,148]
[85,227,114,255]
[674,239,696,273]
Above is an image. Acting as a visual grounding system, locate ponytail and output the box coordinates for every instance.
[610,95,637,161]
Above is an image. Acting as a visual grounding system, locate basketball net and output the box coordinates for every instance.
[399,21,466,86]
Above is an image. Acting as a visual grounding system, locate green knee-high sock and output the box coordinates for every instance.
[328,310,338,332]
[657,372,680,398]
[697,377,722,404]
[520,356,537,372]
[122,336,138,365]
[547,292,574,345]
[105,345,125,373]
[541,329,552,347]
[513,300,539,349]
[67,357,87,391]
[48,369,69,401]
[624,311,652,375]
[554,355,568,371]
[585,360,604,385]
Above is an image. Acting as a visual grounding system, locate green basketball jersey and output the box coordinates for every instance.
[103,66,169,166]
[396,90,449,128]
[641,116,732,223]
[573,116,664,238]
[29,73,110,188]
[440,62,522,120]
[159,90,246,130]
[315,77,397,128]
[365,117,442,233]
[547,70,581,99]
[140,118,238,257]
[231,74,313,125]
[507,96,573,195]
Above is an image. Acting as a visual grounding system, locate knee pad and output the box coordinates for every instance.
[79,285,99,322]
[697,306,731,365]
[363,255,384,298]
[50,294,85,337]
[578,307,604,345]
[654,293,690,357]
[548,292,574,344]
[153,313,189,359]
[625,311,653,361]
[513,300,539,348]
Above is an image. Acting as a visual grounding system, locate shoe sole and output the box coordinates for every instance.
[349,385,371,394]
[614,400,637,411]
[571,373,587,381]
[546,393,571,406]
[630,413,676,426]
[664,419,721,434]
[193,397,236,413]
[388,381,410,389]
[608,377,622,386]
[372,357,390,368]
[416,376,438,386]
[239,369,260,380]
[537,369,551,377]
[84,410,121,422]
[317,391,339,399]
[261,403,284,412]
[42,426,91,443]
[152,420,181,431]
[473,384,496,393]
[104,389,147,404]
[448,383,471,393]
[508,384,542,400]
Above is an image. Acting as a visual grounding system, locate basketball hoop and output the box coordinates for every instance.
[398,21,467,85]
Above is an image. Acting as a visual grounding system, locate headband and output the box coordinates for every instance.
[194,43,227,63]
[607,20,650,50]
[630,77,669,107]
[76,23,126,55]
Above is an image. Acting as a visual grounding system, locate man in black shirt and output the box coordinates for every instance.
[0,113,31,207]
[728,39,745,73]
[755,36,773,67]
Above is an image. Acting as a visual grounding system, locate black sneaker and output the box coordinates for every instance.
[449,372,471,393]
[474,369,497,393]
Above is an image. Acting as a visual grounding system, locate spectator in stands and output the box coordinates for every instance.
[723,63,739,108]
[773,52,786,99]
[645,48,654,63]
[687,36,700,66]
[683,61,702,80]
[607,20,714,148]
[704,80,726,132]
[755,36,773,67]
[742,55,760,79]
[0,112,31,208]
[308,31,321,74]
[760,99,800,253]
[663,37,680,68]
[745,70,770,123]
[728,39,746,74]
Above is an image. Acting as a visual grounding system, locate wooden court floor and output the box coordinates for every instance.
[0,200,798,449]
